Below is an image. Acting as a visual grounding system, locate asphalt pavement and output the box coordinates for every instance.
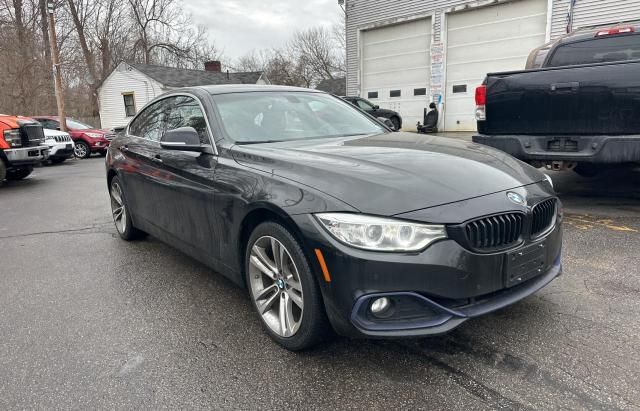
[1,157,639,410]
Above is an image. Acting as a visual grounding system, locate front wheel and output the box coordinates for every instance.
[6,167,33,180]
[50,157,65,164]
[245,222,331,350]
[74,141,91,158]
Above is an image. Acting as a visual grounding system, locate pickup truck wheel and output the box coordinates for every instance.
[6,167,33,181]
[574,163,601,178]
[109,176,146,240]
[74,141,91,158]
[0,160,6,182]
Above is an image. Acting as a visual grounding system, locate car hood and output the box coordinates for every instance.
[43,129,70,137]
[231,132,546,215]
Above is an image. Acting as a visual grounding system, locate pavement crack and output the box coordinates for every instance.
[0,222,113,239]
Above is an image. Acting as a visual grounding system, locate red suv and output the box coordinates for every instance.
[32,116,115,158]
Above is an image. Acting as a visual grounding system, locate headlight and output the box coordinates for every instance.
[315,213,447,252]
[85,132,103,139]
[544,174,553,188]
[3,129,22,147]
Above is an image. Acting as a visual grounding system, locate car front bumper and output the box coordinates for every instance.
[3,145,49,165]
[473,134,640,164]
[47,141,75,159]
[292,213,562,338]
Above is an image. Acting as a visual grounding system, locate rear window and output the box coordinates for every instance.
[547,34,640,67]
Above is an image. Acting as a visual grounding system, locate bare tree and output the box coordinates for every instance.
[290,26,344,86]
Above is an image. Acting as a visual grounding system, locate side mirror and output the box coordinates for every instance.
[372,105,380,110]
[377,117,396,131]
[161,127,203,152]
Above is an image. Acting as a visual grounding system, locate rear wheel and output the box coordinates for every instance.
[74,141,91,158]
[390,116,401,131]
[109,176,146,240]
[245,222,331,350]
[6,167,33,181]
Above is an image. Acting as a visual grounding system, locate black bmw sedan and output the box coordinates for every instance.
[106,85,562,350]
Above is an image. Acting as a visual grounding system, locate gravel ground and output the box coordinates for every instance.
[0,157,638,410]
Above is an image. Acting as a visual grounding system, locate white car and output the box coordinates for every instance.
[43,129,75,164]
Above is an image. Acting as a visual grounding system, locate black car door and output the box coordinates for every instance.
[119,97,171,229]
[150,95,219,263]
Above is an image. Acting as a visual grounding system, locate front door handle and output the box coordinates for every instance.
[550,82,579,92]
[119,144,129,152]
[152,154,163,164]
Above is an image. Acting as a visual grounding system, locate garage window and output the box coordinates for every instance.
[390,90,401,98]
[414,88,427,96]
[452,85,467,94]
[367,91,378,99]
[123,92,136,117]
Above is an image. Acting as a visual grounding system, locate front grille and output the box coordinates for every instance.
[52,135,71,142]
[20,124,45,147]
[464,212,524,251]
[531,198,557,236]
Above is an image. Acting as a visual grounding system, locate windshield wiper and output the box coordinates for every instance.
[235,140,285,145]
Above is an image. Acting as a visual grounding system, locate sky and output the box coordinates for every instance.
[182,0,342,62]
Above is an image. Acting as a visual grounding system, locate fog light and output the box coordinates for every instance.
[370,297,392,317]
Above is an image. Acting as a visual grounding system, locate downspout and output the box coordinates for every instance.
[566,0,577,33]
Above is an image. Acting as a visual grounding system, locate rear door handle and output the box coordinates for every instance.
[550,82,579,91]
[152,154,163,164]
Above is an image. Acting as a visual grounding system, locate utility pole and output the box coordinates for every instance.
[47,1,67,132]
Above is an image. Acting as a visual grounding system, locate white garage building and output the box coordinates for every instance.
[346,0,640,131]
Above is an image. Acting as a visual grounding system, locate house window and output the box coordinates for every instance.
[123,93,136,117]
[390,90,401,98]
[367,91,378,99]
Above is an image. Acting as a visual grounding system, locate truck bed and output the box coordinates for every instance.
[479,59,640,136]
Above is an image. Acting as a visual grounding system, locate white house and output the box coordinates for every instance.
[345,0,640,131]
[98,61,269,129]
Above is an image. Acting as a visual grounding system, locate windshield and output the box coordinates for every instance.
[66,119,92,129]
[212,92,385,143]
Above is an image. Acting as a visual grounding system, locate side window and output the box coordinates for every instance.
[166,96,210,144]
[129,98,170,141]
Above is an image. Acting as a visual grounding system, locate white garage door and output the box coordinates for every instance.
[444,0,547,131]
[362,18,431,129]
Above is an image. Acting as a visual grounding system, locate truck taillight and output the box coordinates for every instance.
[596,26,634,36]
[475,85,486,121]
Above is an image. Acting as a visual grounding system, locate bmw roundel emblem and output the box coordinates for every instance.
[507,192,525,205]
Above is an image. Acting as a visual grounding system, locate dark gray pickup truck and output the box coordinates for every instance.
[473,24,640,176]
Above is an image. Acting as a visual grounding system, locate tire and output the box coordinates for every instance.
[574,163,601,178]
[74,141,91,158]
[109,176,146,241]
[245,221,331,350]
[50,157,65,164]
[390,116,401,131]
[6,167,33,181]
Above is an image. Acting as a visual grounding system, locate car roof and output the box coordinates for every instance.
[554,22,640,45]
[191,84,324,95]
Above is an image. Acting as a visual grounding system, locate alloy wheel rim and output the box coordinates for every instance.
[110,182,127,234]
[249,236,304,337]
[74,143,87,158]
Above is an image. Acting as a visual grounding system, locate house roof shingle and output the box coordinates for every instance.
[131,63,264,87]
